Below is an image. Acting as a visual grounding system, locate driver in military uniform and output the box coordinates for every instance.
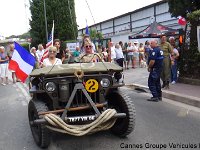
[79,38,102,63]
[147,40,164,102]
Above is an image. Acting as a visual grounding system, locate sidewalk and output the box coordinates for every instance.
[123,67,200,108]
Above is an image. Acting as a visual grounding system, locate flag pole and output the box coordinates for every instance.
[43,0,48,42]
[52,20,54,46]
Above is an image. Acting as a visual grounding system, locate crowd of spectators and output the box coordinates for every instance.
[0,35,179,88]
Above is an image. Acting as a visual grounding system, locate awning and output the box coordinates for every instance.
[129,21,179,39]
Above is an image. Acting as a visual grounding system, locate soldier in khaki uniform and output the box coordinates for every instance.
[159,35,173,89]
[79,38,102,63]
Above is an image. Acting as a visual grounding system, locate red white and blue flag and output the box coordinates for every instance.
[8,42,35,82]
[40,21,54,63]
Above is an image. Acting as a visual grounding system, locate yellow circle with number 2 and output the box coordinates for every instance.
[85,79,99,93]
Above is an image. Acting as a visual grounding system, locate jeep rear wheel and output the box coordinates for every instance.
[28,100,50,148]
[107,90,136,137]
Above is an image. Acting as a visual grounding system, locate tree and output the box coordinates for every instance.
[168,0,200,18]
[30,0,78,46]
[168,0,200,46]
[89,28,103,41]
[18,31,31,39]
[168,0,200,79]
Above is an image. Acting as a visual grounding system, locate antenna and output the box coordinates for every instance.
[85,0,97,31]
[24,0,29,31]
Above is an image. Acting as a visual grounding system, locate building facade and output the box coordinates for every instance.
[78,0,182,44]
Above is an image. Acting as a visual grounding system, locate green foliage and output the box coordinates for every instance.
[168,0,200,79]
[89,29,97,41]
[6,35,18,39]
[89,28,103,41]
[168,0,200,18]
[18,31,31,39]
[179,45,200,79]
[187,9,200,21]
[30,0,78,46]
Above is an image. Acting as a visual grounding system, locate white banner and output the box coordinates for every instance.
[66,43,79,52]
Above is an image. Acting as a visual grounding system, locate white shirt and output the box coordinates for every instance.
[111,46,116,60]
[43,58,62,67]
[36,49,45,61]
[127,46,134,55]
[115,48,124,59]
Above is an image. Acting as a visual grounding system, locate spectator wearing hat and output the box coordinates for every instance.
[79,38,101,63]
[30,47,40,69]
[81,34,96,53]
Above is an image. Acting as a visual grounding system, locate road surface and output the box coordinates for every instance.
[0,83,200,150]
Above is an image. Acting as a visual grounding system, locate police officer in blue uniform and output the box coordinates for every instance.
[147,40,164,102]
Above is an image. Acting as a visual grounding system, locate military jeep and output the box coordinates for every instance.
[28,62,136,148]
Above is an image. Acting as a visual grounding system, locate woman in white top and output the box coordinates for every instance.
[42,46,62,67]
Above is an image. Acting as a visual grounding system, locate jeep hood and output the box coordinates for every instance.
[30,62,122,77]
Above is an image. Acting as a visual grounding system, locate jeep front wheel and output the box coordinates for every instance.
[28,100,50,148]
[107,90,136,137]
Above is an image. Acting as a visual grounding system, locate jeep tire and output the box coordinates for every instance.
[28,100,50,148]
[107,90,136,137]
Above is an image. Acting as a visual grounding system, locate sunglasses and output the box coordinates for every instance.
[85,45,92,48]
[49,50,57,53]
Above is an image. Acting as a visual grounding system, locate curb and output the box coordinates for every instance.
[125,83,200,108]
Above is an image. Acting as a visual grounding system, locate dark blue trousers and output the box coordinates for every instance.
[148,68,162,98]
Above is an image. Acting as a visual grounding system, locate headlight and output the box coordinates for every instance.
[100,78,110,88]
[45,82,56,92]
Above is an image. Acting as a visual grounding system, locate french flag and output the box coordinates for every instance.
[9,42,35,82]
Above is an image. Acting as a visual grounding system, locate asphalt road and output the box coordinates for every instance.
[0,83,200,150]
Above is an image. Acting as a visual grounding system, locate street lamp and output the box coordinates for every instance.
[43,0,48,42]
